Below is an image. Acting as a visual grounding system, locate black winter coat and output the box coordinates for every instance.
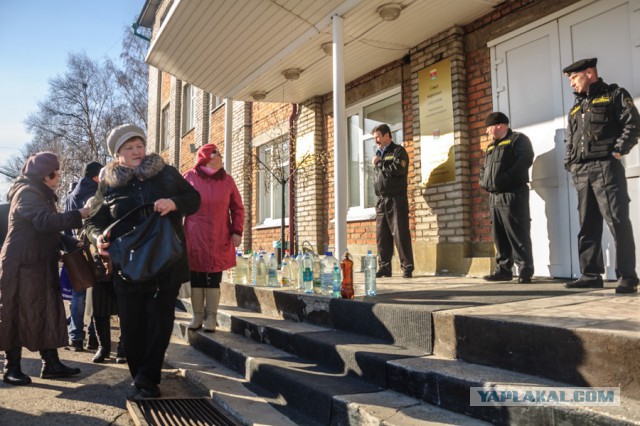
[84,154,200,294]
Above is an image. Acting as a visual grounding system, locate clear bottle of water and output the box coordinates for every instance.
[234,250,246,284]
[289,251,298,288]
[245,250,253,285]
[267,253,278,287]
[257,254,268,287]
[321,251,337,295]
[250,251,258,285]
[302,252,313,294]
[364,250,377,296]
[312,253,321,294]
[297,252,305,292]
[280,250,291,286]
[332,264,341,298]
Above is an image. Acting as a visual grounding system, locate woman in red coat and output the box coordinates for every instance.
[183,144,244,332]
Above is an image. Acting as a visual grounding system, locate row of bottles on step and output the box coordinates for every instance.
[229,248,376,298]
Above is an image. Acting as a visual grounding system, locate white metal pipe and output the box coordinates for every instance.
[332,15,347,259]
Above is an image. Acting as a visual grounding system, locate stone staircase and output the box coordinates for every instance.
[168,279,640,425]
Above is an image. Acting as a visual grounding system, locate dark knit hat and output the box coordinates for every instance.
[485,112,509,126]
[21,152,60,178]
[84,161,103,179]
[562,58,597,75]
[196,144,220,167]
[107,124,146,156]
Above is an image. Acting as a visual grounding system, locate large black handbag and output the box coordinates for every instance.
[104,203,184,283]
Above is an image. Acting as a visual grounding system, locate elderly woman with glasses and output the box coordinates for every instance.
[0,152,90,385]
[183,144,244,332]
[84,124,200,399]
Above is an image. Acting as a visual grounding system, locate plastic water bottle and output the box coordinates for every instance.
[245,250,253,285]
[250,251,258,285]
[302,252,313,294]
[297,252,305,292]
[233,251,245,284]
[289,252,299,288]
[364,250,377,296]
[340,251,354,299]
[280,250,291,286]
[332,264,341,298]
[257,254,268,287]
[267,253,278,287]
[312,253,321,294]
[321,252,337,295]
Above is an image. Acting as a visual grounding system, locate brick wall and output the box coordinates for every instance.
[463,0,579,252]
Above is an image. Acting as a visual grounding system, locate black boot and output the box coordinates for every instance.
[93,316,111,363]
[40,349,81,379]
[3,348,32,386]
[115,338,126,364]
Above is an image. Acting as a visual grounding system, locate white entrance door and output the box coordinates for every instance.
[493,22,571,278]
[491,0,640,279]
[558,0,640,280]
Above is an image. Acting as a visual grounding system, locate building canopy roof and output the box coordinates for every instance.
[141,0,502,103]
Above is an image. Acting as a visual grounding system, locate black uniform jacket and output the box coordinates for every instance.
[373,141,409,198]
[480,129,534,193]
[564,78,640,169]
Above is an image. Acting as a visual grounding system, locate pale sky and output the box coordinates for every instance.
[0,0,145,194]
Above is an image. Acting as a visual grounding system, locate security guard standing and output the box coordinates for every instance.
[563,58,639,294]
[480,112,535,283]
[372,123,414,278]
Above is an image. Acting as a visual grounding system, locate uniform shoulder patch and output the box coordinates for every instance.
[624,97,636,108]
[400,159,407,168]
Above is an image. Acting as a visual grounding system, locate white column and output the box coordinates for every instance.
[224,98,233,170]
[332,15,347,259]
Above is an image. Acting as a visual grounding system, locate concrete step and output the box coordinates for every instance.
[217,305,428,388]
[172,311,487,425]
[432,290,640,400]
[175,306,640,425]
[388,355,640,425]
[219,282,434,352]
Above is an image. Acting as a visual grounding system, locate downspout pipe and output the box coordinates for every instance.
[288,103,298,256]
[131,23,151,42]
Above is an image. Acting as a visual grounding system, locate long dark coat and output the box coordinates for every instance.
[0,176,82,351]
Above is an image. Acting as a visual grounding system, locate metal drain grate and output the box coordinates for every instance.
[127,397,242,426]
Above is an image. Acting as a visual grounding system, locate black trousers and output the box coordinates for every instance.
[490,186,534,278]
[116,283,179,386]
[572,159,637,280]
[376,195,414,273]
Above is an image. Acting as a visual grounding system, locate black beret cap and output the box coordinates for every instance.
[562,58,597,75]
[485,112,509,126]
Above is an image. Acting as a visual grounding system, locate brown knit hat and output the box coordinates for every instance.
[21,152,59,178]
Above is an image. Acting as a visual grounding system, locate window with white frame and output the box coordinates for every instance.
[346,89,403,215]
[160,105,170,151]
[211,94,223,111]
[258,140,290,225]
[182,84,196,134]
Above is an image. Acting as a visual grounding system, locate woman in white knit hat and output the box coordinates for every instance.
[84,124,200,399]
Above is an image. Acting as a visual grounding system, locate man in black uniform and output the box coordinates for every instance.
[563,58,639,294]
[480,112,535,283]
[372,123,414,278]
